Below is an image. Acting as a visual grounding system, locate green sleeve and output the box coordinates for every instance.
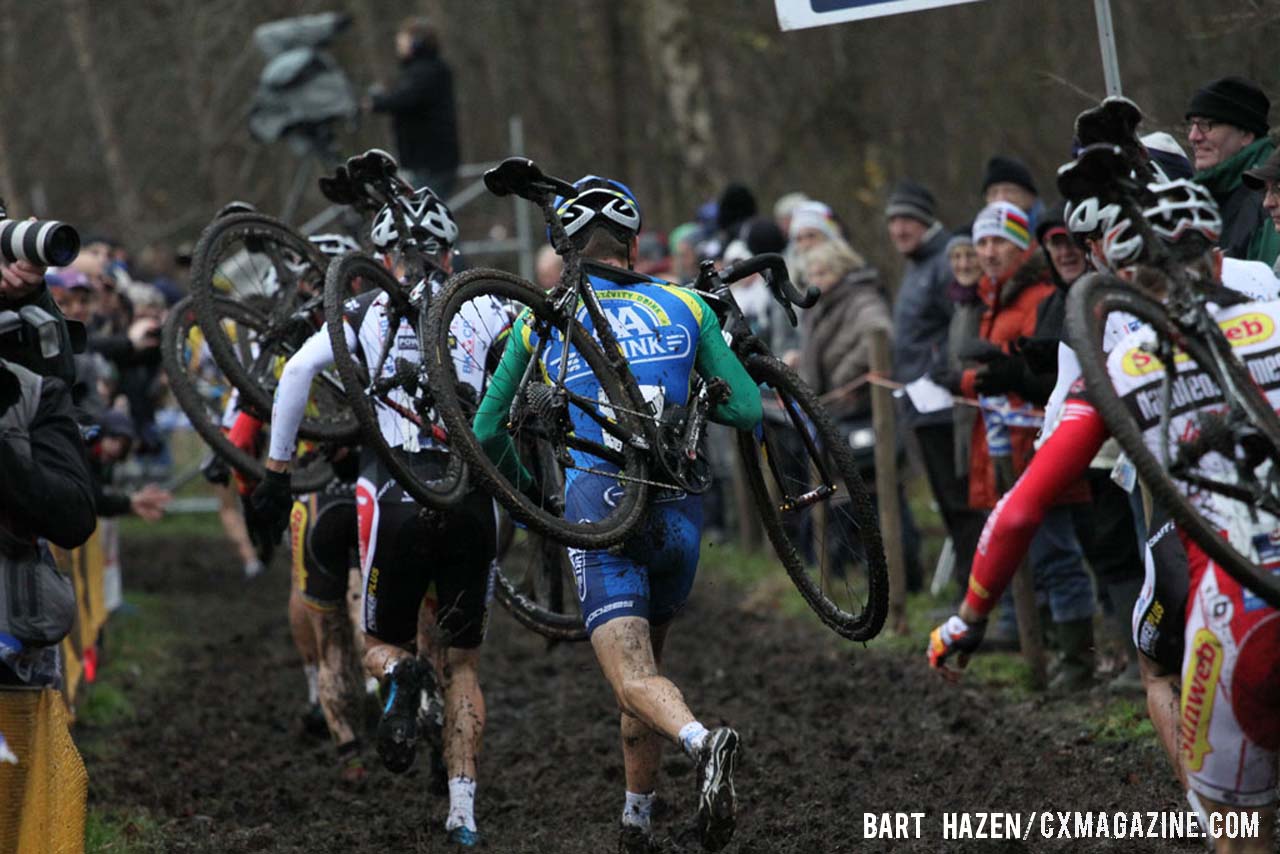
[693,298,762,430]
[472,314,535,489]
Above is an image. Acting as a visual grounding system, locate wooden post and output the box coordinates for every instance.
[993,458,1047,689]
[869,330,908,635]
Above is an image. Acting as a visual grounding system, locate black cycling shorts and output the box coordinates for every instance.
[1132,499,1189,676]
[289,479,358,609]
[356,449,495,649]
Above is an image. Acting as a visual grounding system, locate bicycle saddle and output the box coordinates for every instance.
[484,157,576,202]
[319,165,363,207]
[1056,143,1137,203]
[1074,96,1143,151]
[346,148,399,184]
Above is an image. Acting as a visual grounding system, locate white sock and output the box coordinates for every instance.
[243,559,263,578]
[678,721,709,759]
[446,775,477,833]
[303,664,319,705]
[622,790,655,831]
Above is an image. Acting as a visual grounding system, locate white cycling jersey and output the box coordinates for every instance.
[269,278,510,460]
[1039,257,1280,446]
[1102,297,1280,547]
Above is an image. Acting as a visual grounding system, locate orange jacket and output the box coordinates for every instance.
[961,250,1088,509]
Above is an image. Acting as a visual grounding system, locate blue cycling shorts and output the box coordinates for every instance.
[565,471,702,635]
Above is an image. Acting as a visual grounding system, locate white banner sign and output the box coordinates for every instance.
[776,0,985,31]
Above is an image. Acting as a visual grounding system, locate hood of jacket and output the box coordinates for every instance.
[1195,137,1275,197]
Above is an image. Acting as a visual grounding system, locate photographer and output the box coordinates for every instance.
[0,257,76,385]
[0,354,96,686]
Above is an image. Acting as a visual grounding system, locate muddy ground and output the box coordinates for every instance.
[80,535,1203,853]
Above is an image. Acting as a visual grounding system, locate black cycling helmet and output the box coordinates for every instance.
[553,176,642,247]
[371,187,458,255]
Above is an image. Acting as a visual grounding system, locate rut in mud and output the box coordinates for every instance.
[81,535,1197,853]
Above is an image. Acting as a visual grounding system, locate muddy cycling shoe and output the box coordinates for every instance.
[377,658,424,773]
[446,826,480,847]
[417,661,449,795]
[618,824,659,854]
[694,728,740,851]
[300,702,329,740]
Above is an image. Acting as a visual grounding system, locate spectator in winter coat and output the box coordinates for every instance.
[370,17,460,196]
[799,240,891,420]
[885,180,983,586]
[1186,76,1280,266]
[800,239,922,590]
[932,228,983,520]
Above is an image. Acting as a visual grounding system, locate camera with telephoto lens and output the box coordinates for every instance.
[0,306,63,363]
[0,203,80,267]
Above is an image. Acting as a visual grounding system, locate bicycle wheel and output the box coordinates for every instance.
[735,353,888,641]
[493,511,586,643]
[424,268,649,551]
[1066,273,1280,610]
[162,296,334,494]
[322,251,467,509]
[190,211,357,442]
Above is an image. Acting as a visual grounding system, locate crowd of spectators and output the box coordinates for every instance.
[645,74,1280,693]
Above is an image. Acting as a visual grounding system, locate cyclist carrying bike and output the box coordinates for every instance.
[472,176,762,853]
[252,187,504,847]
[221,231,370,778]
[928,171,1280,852]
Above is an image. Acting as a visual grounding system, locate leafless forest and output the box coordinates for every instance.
[7,0,1280,274]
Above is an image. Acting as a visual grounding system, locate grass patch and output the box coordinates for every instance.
[77,591,181,732]
[116,510,224,541]
[1091,698,1157,743]
[85,807,162,853]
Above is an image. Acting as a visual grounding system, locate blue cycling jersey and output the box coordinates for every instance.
[474,260,762,633]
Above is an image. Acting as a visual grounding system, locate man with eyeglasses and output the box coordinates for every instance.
[1185,76,1280,266]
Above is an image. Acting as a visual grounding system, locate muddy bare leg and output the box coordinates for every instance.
[1139,655,1185,788]
[593,616,694,744]
[620,622,672,794]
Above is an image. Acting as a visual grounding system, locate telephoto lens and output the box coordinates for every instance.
[0,219,81,267]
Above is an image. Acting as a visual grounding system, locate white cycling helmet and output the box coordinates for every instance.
[1143,179,1221,246]
[1068,180,1221,271]
[308,233,361,259]
[370,187,458,254]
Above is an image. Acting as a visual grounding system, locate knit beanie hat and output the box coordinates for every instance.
[1186,76,1270,138]
[1141,132,1194,181]
[945,224,973,256]
[788,201,841,242]
[972,202,1030,250]
[981,155,1037,197]
[772,191,810,223]
[884,180,937,225]
[716,183,758,232]
[742,216,787,255]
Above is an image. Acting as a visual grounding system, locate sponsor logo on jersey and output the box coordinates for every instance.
[290,500,309,591]
[1129,371,1222,424]
[1179,628,1223,773]
[549,298,691,383]
[1121,313,1275,377]
[1220,311,1274,348]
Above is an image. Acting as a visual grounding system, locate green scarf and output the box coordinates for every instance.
[1194,137,1275,195]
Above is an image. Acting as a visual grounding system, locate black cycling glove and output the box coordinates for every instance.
[249,469,293,549]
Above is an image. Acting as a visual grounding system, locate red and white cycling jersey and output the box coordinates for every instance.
[1097,297,1280,807]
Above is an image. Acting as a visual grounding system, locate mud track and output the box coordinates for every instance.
[82,536,1197,853]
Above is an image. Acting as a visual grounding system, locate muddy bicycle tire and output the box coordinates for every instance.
[1065,273,1280,609]
[162,296,334,494]
[190,211,357,443]
[735,353,888,641]
[322,252,468,509]
[424,268,648,550]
